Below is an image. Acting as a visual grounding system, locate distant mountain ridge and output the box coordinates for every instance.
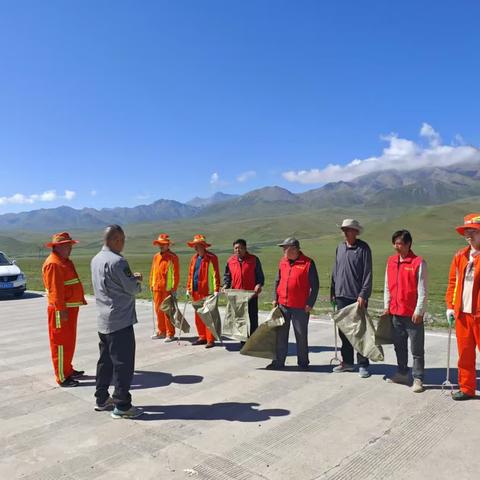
[1,161,478,231]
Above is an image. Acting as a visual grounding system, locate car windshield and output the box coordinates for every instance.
[0,253,12,265]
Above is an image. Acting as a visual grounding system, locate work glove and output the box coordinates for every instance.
[330,299,337,311]
[170,291,177,299]
[446,309,455,327]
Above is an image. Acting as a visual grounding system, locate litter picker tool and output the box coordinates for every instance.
[150,289,157,337]
[329,304,341,366]
[177,293,190,345]
[442,322,454,393]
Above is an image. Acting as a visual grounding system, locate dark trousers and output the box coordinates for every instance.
[95,325,135,410]
[248,296,259,335]
[392,315,425,380]
[336,297,369,367]
[276,306,309,367]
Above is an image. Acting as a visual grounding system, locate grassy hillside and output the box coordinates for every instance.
[5,196,477,325]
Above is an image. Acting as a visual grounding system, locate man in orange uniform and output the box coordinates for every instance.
[446,213,480,400]
[186,234,220,348]
[149,233,180,342]
[42,232,87,387]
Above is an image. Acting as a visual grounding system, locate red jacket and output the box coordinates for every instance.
[226,253,258,290]
[446,246,480,319]
[276,253,312,309]
[386,251,423,317]
[187,251,221,296]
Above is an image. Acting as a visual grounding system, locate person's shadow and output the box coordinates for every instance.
[131,370,203,390]
[137,402,290,422]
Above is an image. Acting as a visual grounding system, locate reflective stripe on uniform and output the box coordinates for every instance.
[57,345,65,382]
[66,302,83,307]
[208,262,216,294]
[166,262,174,291]
[55,310,61,328]
[64,278,80,286]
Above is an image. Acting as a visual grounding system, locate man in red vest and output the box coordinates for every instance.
[383,230,427,393]
[446,213,480,400]
[223,238,265,337]
[267,237,319,370]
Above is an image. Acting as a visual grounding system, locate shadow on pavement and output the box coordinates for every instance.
[0,291,44,301]
[131,370,203,390]
[137,401,290,422]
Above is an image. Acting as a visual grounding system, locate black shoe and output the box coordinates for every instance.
[192,339,207,346]
[71,369,85,378]
[265,361,284,370]
[59,377,79,388]
[205,342,215,349]
[298,364,309,371]
[452,390,475,401]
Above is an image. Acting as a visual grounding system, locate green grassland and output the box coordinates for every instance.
[4,197,477,326]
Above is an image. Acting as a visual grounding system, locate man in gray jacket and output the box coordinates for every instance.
[331,219,373,378]
[91,225,143,419]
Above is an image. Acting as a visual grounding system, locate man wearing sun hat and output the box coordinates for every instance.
[149,234,180,342]
[330,219,373,378]
[186,234,221,348]
[42,232,87,387]
[446,213,480,400]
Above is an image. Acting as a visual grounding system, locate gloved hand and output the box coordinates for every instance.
[330,299,337,311]
[170,291,177,299]
[446,309,455,327]
[186,290,191,299]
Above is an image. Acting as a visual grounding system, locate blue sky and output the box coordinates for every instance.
[1,1,479,213]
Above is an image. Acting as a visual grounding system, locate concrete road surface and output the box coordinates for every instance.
[1,293,479,480]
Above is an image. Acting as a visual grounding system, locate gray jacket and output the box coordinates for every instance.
[91,246,141,334]
[331,239,372,301]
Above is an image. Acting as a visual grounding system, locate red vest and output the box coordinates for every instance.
[387,251,423,317]
[227,253,257,290]
[276,253,312,309]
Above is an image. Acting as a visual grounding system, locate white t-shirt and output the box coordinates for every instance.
[462,248,479,314]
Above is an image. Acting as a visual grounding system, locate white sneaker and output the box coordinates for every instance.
[163,336,175,343]
[386,372,410,385]
[332,362,354,373]
[412,378,424,393]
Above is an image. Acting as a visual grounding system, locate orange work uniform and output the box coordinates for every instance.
[187,251,220,342]
[445,245,480,396]
[42,252,87,384]
[149,250,180,337]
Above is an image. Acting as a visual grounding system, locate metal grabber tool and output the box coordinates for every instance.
[442,320,454,393]
[329,305,341,366]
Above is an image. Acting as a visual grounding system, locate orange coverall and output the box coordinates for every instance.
[187,251,220,342]
[42,252,87,384]
[149,250,180,337]
[445,245,480,396]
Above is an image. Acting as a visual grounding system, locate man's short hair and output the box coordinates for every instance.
[103,224,124,243]
[392,229,412,245]
[233,238,247,247]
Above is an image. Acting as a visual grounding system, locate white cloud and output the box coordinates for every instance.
[209,172,229,187]
[64,190,76,200]
[210,172,220,185]
[90,190,97,197]
[0,189,76,206]
[283,124,480,184]
[237,170,256,183]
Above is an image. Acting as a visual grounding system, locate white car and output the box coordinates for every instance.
[0,251,27,298]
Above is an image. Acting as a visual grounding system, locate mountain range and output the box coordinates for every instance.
[1,161,478,231]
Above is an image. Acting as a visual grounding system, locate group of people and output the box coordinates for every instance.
[41,212,480,419]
